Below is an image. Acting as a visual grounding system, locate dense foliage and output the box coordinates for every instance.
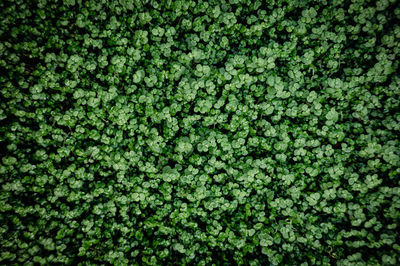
[1,0,400,264]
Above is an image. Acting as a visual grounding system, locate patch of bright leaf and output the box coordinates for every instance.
[1,0,400,265]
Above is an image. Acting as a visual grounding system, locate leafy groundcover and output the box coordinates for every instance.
[1,0,400,265]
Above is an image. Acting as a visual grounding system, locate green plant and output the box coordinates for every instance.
[1,0,400,265]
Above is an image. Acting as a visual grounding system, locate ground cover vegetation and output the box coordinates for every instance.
[1,0,400,264]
